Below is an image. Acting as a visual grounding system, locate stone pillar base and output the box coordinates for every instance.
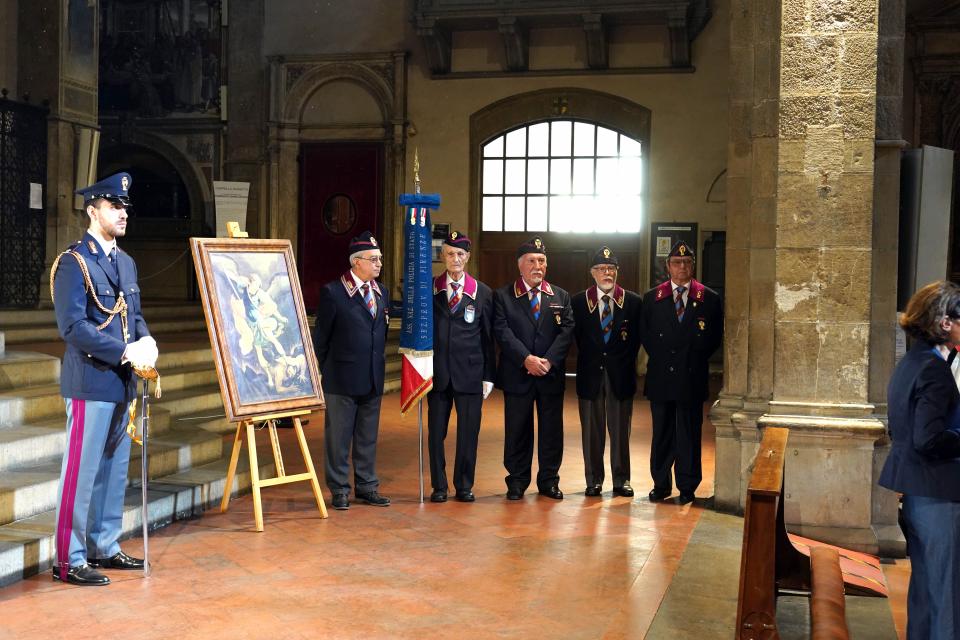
[758,412,902,556]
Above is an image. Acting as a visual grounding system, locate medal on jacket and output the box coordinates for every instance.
[464,304,475,323]
[621,329,628,341]
[698,319,705,331]
[554,312,562,325]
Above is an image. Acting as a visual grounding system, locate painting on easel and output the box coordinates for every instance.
[190,238,324,421]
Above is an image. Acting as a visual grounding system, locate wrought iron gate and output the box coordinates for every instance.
[0,92,48,308]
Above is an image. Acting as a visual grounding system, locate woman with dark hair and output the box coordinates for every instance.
[880,280,960,639]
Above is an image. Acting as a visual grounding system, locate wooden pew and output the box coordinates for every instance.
[734,426,852,640]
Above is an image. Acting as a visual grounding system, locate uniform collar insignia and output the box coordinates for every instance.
[654,280,672,300]
[587,285,624,313]
[341,271,381,297]
[689,279,705,300]
[87,239,98,254]
[657,279,704,301]
[514,278,553,298]
[434,273,478,299]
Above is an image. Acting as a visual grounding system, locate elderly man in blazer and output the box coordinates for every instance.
[313,231,391,511]
[51,172,156,586]
[640,240,722,505]
[493,236,574,500]
[427,231,496,503]
[572,246,642,498]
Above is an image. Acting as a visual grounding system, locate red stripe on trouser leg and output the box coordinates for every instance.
[56,399,86,580]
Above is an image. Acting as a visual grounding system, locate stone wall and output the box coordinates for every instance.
[0,0,17,94]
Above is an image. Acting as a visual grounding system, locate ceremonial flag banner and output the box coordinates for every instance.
[399,193,441,415]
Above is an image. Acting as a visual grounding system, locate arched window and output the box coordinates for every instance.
[480,119,643,234]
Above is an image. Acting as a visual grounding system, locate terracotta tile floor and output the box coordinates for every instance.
[0,383,908,639]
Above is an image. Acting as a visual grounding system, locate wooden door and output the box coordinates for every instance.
[299,143,382,310]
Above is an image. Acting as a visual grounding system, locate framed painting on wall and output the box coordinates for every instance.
[190,237,324,421]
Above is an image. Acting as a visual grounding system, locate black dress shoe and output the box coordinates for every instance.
[455,490,475,502]
[52,564,110,586]
[332,494,349,510]
[613,483,635,498]
[506,487,524,500]
[678,492,695,505]
[584,484,602,497]
[648,487,671,502]
[538,485,564,500]
[88,550,144,570]
[356,491,391,506]
[430,490,448,503]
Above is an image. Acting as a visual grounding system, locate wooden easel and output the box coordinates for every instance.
[219,409,327,531]
[217,221,327,530]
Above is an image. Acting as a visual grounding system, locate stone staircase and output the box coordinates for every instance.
[0,304,402,587]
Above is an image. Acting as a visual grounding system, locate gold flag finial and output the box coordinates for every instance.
[414,148,421,195]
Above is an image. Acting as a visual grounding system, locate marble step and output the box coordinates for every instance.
[0,428,226,527]
[0,454,276,587]
[1,317,209,345]
[0,351,61,391]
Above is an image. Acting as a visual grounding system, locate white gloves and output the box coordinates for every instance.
[123,336,158,368]
[482,381,494,400]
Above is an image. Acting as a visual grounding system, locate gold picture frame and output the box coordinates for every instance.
[190,237,324,422]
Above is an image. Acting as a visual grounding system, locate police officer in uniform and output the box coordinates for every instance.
[493,237,574,500]
[427,231,495,503]
[51,172,156,585]
[572,247,642,497]
[313,231,391,510]
[641,240,722,505]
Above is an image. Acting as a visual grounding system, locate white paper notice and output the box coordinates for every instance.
[213,181,251,237]
[29,183,42,209]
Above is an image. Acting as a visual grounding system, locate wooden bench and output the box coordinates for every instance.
[734,426,852,640]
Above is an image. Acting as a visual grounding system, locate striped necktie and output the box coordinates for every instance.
[675,285,686,322]
[361,283,376,317]
[600,294,613,343]
[449,282,461,312]
[529,287,540,320]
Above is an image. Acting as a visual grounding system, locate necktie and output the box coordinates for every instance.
[675,286,686,322]
[529,287,540,320]
[108,247,117,263]
[361,283,376,318]
[449,282,461,312]
[600,294,613,343]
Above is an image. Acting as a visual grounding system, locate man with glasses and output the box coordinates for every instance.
[313,231,391,510]
[427,231,495,503]
[493,237,574,500]
[572,247,642,498]
[640,240,722,505]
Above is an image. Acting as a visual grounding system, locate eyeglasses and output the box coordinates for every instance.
[591,266,618,274]
[356,256,383,265]
[668,258,694,266]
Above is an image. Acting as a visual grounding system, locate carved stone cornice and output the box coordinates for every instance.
[412,0,711,74]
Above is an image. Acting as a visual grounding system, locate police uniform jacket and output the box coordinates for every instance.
[572,285,642,401]
[493,279,574,395]
[879,340,960,501]
[54,233,149,403]
[432,272,496,394]
[640,279,722,404]
[313,271,390,396]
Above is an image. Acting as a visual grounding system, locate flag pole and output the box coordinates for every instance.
[418,400,425,504]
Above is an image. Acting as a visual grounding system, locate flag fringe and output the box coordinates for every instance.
[400,378,433,416]
[398,347,434,358]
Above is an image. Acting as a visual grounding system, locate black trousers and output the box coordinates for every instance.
[427,383,482,492]
[578,372,633,488]
[649,400,703,494]
[324,390,382,496]
[503,387,564,492]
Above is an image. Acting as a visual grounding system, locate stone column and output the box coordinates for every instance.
[18,0,99,305]
[715,0,902,555]
[712,0,781,512]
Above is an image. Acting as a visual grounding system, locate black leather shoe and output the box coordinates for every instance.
[52,564,110,586]
[584,484,602,497]
[613,483,635,498]
[506,487,524,500]
[88,550,144,570]
[538,485,564,500]
[678,492,695,505]
[455,490,475,502]
[356,491,391,506]
[332,494,349,510]
[430,490,448,503]
[648,487,671,502]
